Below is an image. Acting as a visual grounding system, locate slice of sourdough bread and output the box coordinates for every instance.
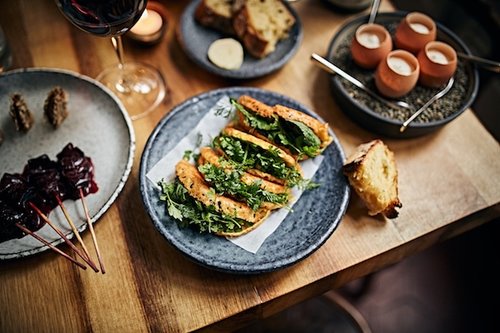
[343,140,402,218]
[195,0,236,35]
[232,0,295,58]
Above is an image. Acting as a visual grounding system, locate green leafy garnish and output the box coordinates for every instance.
[158,179,251,234]
[198,163,289,210]
[232,100,322,158]
[214,135,304,187]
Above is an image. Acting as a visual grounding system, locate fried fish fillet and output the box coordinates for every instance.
[175,160,269,224]
[237,95,333,154]
[198,147,290,210]
[222,127,301,172]
[199,147,289,194]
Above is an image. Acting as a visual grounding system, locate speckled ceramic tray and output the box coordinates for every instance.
[327,11,479,138]
[0,68,135,260]
[178,0,303,79]
[139,87,350,274]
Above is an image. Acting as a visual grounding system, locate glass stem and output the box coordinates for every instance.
[110,35,131,94]
[111,36,125,70]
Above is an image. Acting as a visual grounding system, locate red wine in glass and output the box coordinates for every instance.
[55,0,166,120]
[56,0,145,36]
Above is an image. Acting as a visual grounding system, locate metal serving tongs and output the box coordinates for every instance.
[400,77,455,132]
[311,53,414,111]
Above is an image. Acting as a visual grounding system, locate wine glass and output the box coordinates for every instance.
[55,0,167,120]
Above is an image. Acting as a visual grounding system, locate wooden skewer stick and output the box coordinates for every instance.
[80,188,106,274]
[55,195,95,265]
[29,202,99,272]
[15,223,87,270]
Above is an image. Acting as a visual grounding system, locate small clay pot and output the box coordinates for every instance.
[395,12,436,54]
[375,49,420,98]
[350,23,393,69]
[418,41,457,88]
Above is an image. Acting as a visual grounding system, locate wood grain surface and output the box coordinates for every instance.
[1,1,499,332]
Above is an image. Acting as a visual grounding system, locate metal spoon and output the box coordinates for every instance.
[400,77,455,132]
[368,0,381,24]
[457,52,500,73]
[311,53,414,111]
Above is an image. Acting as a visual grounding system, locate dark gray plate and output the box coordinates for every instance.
[327,11,479,138]
[140,87,350,274]
[178,0,303,79]
[0,68,135,259]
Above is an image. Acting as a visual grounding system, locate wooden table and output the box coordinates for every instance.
[1,1,499,332]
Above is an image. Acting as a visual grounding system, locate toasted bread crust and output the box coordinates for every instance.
[194,0,235,35]
[232,0,295,58]
[343,140,402,218]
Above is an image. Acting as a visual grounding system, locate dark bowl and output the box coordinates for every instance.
[327,11,479,138]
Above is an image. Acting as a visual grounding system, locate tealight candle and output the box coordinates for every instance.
[375,50,420,98]
[387,56,413,76]
[127,3,167,45]
[350,23,392,69]
[358,32,380,49]
[131,9,163,36]
[395,12,436,54]
[409,22,430,34]
[426,49,449,65]
[417,41,457,87]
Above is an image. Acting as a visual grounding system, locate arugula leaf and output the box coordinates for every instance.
[158,178,252,234]
[231,99,280,131]
[231,100,322,158]
[198,163,289,210]
[214,135,305,187]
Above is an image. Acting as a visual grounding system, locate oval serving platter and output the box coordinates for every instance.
[178,0,303,79]
[327,11,479,138]
[0,68,135,260]
[140,87,350,274]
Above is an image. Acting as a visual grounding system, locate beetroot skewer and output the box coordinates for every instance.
[58,144,105,273]
[15,223,87,270]
[22,155,98,271]
[29,202,99,272]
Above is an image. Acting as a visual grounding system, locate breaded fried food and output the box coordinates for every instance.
[223,127,300,170]
[234,95,332,159]
[176,160,269,224]
[199,147,288,194]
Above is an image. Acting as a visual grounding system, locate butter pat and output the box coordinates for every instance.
[208,38,244,70]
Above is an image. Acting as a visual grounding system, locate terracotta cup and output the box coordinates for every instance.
[375,50,420,98]
[351,23,393,69]
[418,41,457,88]
[395,12,436,54]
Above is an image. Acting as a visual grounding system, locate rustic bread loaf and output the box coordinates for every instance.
[232,0,295,58]
[343,140,402,218]
[194,0,235,35]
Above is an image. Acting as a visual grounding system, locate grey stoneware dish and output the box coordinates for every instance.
[178,0,303,79]
[140,87,350,274]
[327,11,479,138]
[0,68,135,260]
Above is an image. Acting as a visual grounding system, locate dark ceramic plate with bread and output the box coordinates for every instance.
[178,0,303,79]
[326,11,479,138]
[140,87,350,274]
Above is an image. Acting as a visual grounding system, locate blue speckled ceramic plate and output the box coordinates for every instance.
[0,68,135,260]
[140,87,349,274]
[178,0,303,79]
